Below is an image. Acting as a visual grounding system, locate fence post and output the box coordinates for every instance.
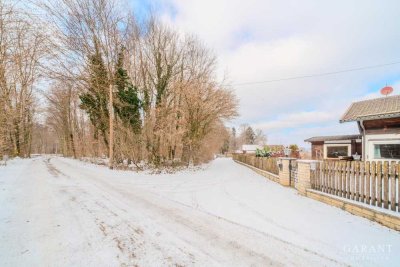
[296,160,319,195]
[279,158,292,186]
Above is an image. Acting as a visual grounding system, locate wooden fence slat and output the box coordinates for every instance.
[328,161,332,193]
[350,162,355,200]
[342,162,346,197]
[343,161,349,198]
[337,162,341,197]
[334,162,338,196]
[326,161,330,194]
[327,161,330,193]
[329,161,332,193]
[352,161,356,201]
[371,161,376,206]
[314,162,317,189]
[377,162,382,208]
[358,162,365,202]
[398,163,400,212]
[342,162,346,198]
[333,162,338,195]
[337,162,341,196]
[360,162,365,203]
[354,162,360,201]
[346,162,350,199]
[365,161,370,205]
[325,161,329,193]
[383,161,389,209]
[318,162,322,190]
[265,158,268,171]
[322,162,325,191]
[312,164,316,189]
[319,161,324,192]
[332,162,336,195]
[337,162,342,197]
[343,162,347,197]
[390,161,396,211]
[324,162,329,193]
[331,162,335,194]
[264,158,268,172]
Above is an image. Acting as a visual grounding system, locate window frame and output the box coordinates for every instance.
[323,143,351,159]
[368,139,400,161]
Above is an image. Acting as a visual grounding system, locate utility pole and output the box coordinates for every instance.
[109,83,114,169]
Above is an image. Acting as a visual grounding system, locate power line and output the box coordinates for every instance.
[232,61,400,86]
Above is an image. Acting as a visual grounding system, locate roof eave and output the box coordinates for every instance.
[340,112,400,123]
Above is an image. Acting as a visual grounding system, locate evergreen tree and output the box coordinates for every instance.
[79,43,110,146]
[244,126,256,144]
[231,127,237,150]
[113,49,142,133]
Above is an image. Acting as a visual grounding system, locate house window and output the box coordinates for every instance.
[326,146,349,158]
[374,144,400,159]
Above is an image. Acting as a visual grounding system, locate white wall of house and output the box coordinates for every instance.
[364,133,400,162]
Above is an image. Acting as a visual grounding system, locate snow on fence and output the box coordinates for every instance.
[311,161,400,212]
[232,154,279,175]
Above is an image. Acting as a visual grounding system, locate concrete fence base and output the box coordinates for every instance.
[307,189,400,231]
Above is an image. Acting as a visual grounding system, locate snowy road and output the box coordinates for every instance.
[1,156,399,266]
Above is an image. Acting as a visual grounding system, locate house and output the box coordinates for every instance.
[306,94,400,161]
[340,94,400,161]
[241,144,263,154]
[305,135,362,160]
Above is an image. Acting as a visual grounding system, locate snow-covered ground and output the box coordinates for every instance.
[1,156,399,266]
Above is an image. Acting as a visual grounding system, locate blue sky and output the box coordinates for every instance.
[128,0,400,148]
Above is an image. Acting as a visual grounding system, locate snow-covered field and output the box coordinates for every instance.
[1,156,399,266]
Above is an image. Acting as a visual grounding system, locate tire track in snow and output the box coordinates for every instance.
[46,157,206,266]
[51,157,348,267]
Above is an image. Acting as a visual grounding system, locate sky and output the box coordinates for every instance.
[131,0,400,148]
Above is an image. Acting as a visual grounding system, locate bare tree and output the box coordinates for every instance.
[0,1,48,157]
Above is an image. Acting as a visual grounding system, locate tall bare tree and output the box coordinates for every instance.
[0,1,47,157]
